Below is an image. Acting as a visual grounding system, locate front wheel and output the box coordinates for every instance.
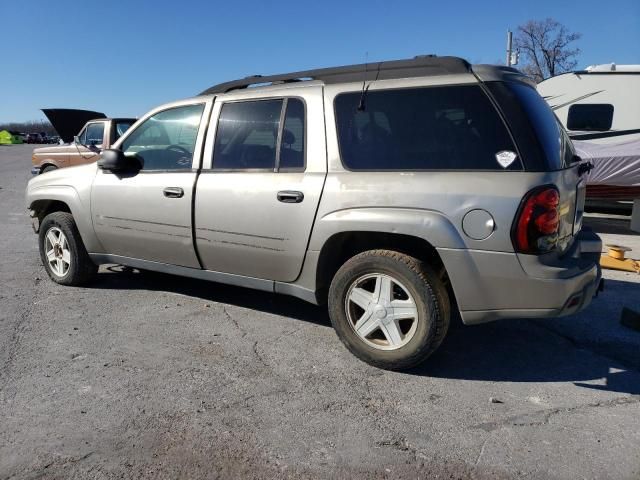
[328,250,450,370]
[40,165,57,174]
[39,212,97,285]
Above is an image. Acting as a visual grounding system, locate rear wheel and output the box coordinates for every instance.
[40,165,57,174]
[328,250,449,370]
[39,212,97,285]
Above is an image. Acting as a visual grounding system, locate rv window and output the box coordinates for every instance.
[567,104,614,131]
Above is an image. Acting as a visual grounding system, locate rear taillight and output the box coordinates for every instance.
[512,185,560,254]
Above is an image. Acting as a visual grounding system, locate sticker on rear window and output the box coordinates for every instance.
[495,150,517,168]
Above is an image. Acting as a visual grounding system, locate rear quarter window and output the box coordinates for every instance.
[334,85,521,171]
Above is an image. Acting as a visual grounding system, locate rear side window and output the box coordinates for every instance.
[567,104,614,131]
[279,99,305,170]
[213,98,305,171]
[214,100,282,170]
[334,85,520,171]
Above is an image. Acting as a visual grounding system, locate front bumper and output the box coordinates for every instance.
[31,166,40,175]
[438,229,603,325]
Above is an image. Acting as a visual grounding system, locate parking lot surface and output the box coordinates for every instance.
[1,144,639,479]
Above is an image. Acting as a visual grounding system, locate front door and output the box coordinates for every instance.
[69,122,103,166]
[91,101,210,268]
[195,93,326,282]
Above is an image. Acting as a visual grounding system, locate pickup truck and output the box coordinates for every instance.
[31,109,135,174]
[25,56,602,370]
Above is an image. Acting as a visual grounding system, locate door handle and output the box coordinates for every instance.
[277,190,304,203]
[163,187,184,198]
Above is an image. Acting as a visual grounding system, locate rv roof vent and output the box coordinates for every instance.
[585,63,640,72]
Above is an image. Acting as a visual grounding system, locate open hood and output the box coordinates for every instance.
[42,108,106,143]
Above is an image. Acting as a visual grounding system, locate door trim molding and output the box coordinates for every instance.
[88,253,319,304]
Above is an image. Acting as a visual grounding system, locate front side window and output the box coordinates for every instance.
[114,121,134,141]
[77,127,87,145]
[85,123,105,146]
[567,104,614,131]
[213,98,306,171]
[121,104,204,171]
[334,85,520,171]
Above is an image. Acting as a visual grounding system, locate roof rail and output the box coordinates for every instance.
[199,55,471,95]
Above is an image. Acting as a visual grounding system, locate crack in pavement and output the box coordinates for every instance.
[252,340,269,368]
[0,273,42,395]
[222,305,247,338]
[474,395,640,432]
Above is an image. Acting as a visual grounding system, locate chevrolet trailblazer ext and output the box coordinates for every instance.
[26,56,602,370]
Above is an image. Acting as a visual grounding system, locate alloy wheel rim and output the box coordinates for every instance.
[45,227,70,277]
[345,273,419,351]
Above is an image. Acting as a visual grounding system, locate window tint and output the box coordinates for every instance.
[213,100,282,170]
[85,123,104,146]
[505,83,564,169]
[121,104,204,170]
[567,104,613,131]
[334,85,519,170]
[279,99,305,170]
[114,121,133,141]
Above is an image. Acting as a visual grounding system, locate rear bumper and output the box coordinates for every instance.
[31,166,40,175]
[439,229,603,325]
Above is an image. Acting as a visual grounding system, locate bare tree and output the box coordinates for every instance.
[0,120,56,135]
[514,18,582,82]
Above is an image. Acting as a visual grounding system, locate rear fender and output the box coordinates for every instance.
[308,207,466,251]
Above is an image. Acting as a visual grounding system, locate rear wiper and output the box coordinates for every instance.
[574,155,594,176]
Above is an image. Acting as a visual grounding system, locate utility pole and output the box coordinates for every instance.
[506,30,513,66]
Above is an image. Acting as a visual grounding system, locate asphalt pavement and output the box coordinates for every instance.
[1,144,639,479]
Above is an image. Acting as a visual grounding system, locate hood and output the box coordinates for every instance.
[42,108,106,143]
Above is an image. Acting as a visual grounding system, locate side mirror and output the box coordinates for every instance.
[73,135,80,144]
[98,149,141,172]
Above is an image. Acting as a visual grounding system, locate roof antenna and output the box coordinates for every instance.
[357,55,382,112]
[357,52,369,111]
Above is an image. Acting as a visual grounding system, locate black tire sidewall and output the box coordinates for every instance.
[329,252,446,370]
[39,213,92,285]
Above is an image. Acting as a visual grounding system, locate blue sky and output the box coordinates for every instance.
[1,0,638,122]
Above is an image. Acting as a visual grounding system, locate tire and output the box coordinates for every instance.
[39,212,97,286]
[328,250,450,370]
[40,165,57,174]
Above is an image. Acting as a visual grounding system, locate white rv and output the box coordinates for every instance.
[538,65,640,211]
[538,63,640,144]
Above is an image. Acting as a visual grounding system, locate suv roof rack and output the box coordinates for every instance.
[199,55,471,95]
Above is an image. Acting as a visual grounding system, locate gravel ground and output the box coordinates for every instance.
[1,144,639,479]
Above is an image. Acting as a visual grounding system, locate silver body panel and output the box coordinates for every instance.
[26,72,601,325]
[195,84,327,282]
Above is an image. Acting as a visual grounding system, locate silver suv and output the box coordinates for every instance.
[26,56,602,370]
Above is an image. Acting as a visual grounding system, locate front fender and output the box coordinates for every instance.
[26,167,102,252]
[308,207,466,251]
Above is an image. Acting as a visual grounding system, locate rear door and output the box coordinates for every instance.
[195,87,326,282]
